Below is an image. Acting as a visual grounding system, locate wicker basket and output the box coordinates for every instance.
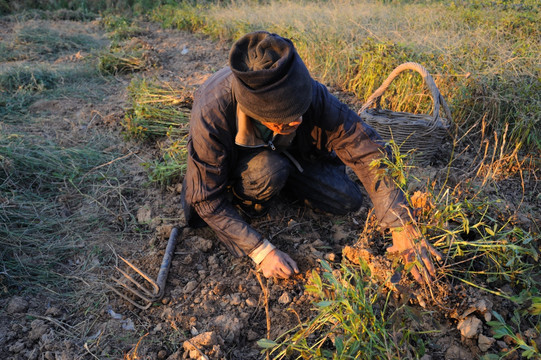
[358,62,453,163]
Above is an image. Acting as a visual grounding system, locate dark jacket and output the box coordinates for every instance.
[182,67,409,257]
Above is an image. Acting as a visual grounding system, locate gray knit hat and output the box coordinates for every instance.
[229,31,312,124]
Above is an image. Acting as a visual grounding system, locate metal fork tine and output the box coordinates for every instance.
[111,276,157,302]
[108,226,183,309]
[114,266,159,297]
[118,256,160,294]
[106,284,153,310]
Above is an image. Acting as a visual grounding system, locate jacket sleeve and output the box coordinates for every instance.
[183,87,264,257]
[310,81,412,229]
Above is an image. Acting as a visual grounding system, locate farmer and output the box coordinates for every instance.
[181,31,441,283]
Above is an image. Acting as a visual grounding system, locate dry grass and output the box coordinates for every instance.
[151,0,540,152]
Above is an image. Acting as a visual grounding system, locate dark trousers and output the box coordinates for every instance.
[232,148,363,216]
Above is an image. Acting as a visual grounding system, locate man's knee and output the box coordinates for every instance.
[233,150,291,202]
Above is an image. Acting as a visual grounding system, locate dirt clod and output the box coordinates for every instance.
[457,316,482,338]
[7,296,29,314]
[44,307,62,317]
[189,236,213,253]
[278,291,292,304]
[28,319,48,341]
[478,333,495,352]
[184,280,198,293]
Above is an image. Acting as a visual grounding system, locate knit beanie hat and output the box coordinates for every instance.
[229,31,312,124]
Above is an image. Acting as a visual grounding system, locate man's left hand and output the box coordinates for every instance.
[387,224,443,284]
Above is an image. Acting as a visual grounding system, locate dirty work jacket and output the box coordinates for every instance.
[182,67,410,258]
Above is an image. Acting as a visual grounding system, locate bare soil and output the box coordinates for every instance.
[1,17,540,360]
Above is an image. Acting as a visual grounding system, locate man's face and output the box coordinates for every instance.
[259,117,303,135]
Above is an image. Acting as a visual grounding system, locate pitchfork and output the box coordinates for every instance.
[108,226,185,310]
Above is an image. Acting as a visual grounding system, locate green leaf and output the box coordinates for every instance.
[312,270,322,289]
[492,327,511,339]
[528,298,541,315]
[321,259,332,273]
[316,300,333,308]
[492,311,505,324]
[257,338,278,349]
[335,336,344,355]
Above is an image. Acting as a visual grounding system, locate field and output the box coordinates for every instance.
[0,1,539,359]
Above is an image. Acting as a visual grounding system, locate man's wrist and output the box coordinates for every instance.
[249,239,276,265]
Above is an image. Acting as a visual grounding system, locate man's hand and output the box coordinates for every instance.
[258,249,299,279]
[388,224,443,284]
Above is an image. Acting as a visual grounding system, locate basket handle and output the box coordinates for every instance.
[358,62,452,128]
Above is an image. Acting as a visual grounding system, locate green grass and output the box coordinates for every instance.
[0,0,164,16]
[150,0,540,152]
[0,133,122,295]
[123,78,192,185]
[261,260,429,359]
[123,78,192,140]
[99,14,146,41]
[14,25,102,57]
[0,63,106,121]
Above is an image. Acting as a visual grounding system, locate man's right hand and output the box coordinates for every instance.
[258,249,299,279]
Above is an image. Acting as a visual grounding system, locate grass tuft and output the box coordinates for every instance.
[124,78,192,185]
[100,14,146,41]
[0,65,60,92]
[123,78,192,140]
[98,39,159,75]
[263,260,427,359]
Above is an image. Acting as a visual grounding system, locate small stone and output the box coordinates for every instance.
[324,253,336,262]
[180,254,193,265]
[278,292,292,305]
[45,307,62,317]
[184,280,198,293]
[246,297,258,307]
[478,334,495,352]
[161,297,170,305]
[183,331,217,352]
[44,351,55,360]
[475,299,492,313]
[230,293,241,306]
[7,296,29,314]
[157,349,168,359]
[153,323,163,333]
[457,316,482,339]
[137,205,152,223]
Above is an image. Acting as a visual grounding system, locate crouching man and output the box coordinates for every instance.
[181,31,441,282]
